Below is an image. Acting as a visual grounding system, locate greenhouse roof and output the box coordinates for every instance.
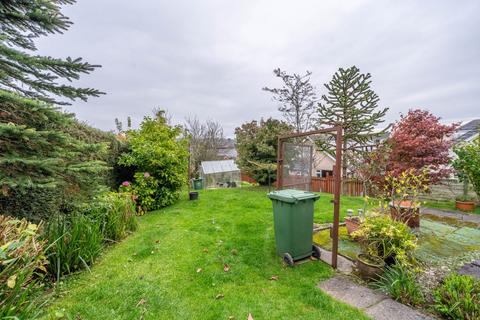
[201,160,239,174]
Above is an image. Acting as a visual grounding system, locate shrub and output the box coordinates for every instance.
[119,111,189,211]
[0,215,47,319]
[44,214,103,278]
[433,273,480,320]
[351,215,417,267]
[453,137,480,200]
[372,264,424,306]
[235,118,292,185]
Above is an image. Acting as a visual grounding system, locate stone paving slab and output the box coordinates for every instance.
[318,276,387,309]
[318,248,354,274]
[365,299,435,320]
[458,261,480,279]
[318,276,437,320]
[422,207,480,225]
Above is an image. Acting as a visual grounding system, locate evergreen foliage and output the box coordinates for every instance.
[0,0,103,104]
[0,90,111,220]
[119,111,189,211]
[263,68,317,133]
[316,66,389,177]
[235,118,292,185]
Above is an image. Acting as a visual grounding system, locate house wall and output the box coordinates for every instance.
[312,151,335,176]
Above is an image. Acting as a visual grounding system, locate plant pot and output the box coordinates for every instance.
[345,217,361,235]
[389,201,420,228]
[356,253,385,280]
[455,200,476,212]
[189,192,199,201]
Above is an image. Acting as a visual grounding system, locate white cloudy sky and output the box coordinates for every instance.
[37,0,480,136]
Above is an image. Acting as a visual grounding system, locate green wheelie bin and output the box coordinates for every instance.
[267,189,322,266]
[192,178,203,190]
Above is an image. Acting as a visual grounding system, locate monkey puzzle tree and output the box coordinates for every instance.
[0,0,103,103]
[316,66,389,178]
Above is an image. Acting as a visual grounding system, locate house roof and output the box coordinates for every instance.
[454,119,480,143]
[201,160,239,174]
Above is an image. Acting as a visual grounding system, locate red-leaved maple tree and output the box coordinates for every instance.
[387,109,459,184]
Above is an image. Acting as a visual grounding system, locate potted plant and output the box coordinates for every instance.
[345,209,365,235]
[452,139,480,212]
[356,253,385,280]
[351,215,417,280]
[383,169,429,228]
[455,194,476,212]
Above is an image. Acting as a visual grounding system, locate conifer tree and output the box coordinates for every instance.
[0,90,111,221]
[316,66,389,178]
[0,0,103,104]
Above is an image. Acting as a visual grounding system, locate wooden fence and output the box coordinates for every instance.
[311,177,364,196]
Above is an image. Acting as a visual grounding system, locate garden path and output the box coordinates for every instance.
[318,276,437,320]
[421,207,480,225]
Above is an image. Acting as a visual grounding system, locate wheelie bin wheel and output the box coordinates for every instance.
[283,253,294,267]
[312,244,322,259]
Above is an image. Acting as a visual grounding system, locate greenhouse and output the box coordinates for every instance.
[200,160,241,189]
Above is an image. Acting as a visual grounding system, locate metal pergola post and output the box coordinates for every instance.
[276,126,343,269]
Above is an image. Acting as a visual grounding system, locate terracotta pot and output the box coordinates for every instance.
[389,201,420,228]
[455,200,476,212]
[345,217,361,235]
[356,253,385,280]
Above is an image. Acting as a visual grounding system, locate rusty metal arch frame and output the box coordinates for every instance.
[276,126,343,269]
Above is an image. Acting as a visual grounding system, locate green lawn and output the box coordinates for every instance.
[423,200,480,215]
[43,188,368,320]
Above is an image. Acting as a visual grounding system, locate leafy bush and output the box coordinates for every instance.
[1,215,47,319]
[44,213,103,278]
[453,137,480,200]
[235,118,292,185]
[433,273,480,320]
[372,264,424,306]
[351,215,417,267]
[119,111,189,211]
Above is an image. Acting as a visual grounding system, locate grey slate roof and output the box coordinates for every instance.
[455,119,480,142]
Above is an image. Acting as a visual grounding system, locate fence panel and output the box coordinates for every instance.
[311,177,364,196]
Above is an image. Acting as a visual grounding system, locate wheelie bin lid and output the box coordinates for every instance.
[267,189,320,203]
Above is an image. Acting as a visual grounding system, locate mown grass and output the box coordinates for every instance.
[43,188,368,320]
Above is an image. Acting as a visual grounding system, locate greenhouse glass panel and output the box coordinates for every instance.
[200,160,241,189]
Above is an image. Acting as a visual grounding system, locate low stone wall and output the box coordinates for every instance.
[419,179,476,202]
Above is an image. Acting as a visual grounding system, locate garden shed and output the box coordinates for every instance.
[200,160,241,189]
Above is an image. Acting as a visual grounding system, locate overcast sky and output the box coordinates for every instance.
[36,0,480,137]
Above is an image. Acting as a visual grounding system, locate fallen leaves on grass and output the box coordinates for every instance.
[215,293,224,300]
[223,264,230,272]
[136,298,147,307]
[269,275,278,281]
[196,268,203,273]
[203,248,209,253]
[247,313,254,320]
